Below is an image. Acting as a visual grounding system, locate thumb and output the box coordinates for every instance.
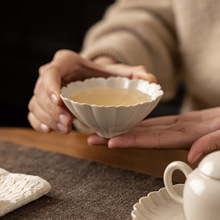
[188,130,220,164]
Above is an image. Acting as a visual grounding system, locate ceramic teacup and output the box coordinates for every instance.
[61,77,163,138]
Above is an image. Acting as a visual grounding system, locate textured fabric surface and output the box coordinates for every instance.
[0,140,164,220]
[0,168,51,217]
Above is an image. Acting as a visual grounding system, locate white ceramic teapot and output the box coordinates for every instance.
[163,150,220,220]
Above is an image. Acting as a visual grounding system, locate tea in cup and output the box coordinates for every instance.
[61,77,163,138]
[163,151,220,220]
[68,87,152,106]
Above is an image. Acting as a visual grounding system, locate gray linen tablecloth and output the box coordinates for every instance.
[0,139,164,220]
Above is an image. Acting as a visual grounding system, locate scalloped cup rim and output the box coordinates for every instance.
[60,76,164,108]
[60,96,156,108]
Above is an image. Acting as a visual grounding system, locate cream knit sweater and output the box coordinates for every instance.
[81,0,220,113]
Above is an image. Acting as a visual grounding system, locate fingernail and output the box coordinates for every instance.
[51,93,58,105]
[87,136,93,146]
[87,140,92,146]
[59,114,70,126]
[108,140,114,148]
[190,152,204,164]
[57,123,68,133]
[40,123,50,133]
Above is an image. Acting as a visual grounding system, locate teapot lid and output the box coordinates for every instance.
[199,151,220,179]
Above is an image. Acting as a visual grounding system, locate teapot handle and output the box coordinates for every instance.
[163,161,192,204]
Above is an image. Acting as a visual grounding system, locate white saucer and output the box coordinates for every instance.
[131,184,186,220]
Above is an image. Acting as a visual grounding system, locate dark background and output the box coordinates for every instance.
[1,0,182,127]
[1,0,114,127]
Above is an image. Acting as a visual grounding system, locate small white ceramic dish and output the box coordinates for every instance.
[131,184,185,220]
[60,77,163,138]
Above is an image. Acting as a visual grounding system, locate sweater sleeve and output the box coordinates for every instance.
[80,0,179,101]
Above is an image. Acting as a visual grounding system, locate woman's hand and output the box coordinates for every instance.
[88,107,220,164]
[28,49,156,134]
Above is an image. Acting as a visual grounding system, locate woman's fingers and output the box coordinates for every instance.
[107,129,190,149]
[29,68,73,134]
[27,112,51,133]
[87,134,109,146]
[86,63,157,83]
[38,64,62,106]
[28,95,73,134]
[137,115,179,127]
[188,130,220,164]
[87,108,220,152]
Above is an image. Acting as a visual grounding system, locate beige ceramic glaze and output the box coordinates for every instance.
[60,77,163,138]
[131,184,185,220]
[164,151,220,220]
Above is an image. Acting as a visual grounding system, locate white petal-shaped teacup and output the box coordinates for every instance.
[60,77,163,138]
